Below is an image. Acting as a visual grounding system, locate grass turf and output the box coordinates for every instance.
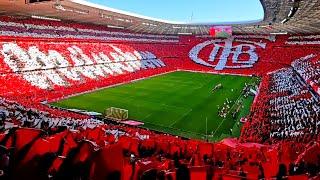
[51,71,257,141]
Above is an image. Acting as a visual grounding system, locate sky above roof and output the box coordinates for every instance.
[87,0,264,24]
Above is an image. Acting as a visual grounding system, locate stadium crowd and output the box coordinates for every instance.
[240,67,320,144]
[0,16,179,43]
[0,15,319,179]
[0,106,318,179]
[291,54,320,95]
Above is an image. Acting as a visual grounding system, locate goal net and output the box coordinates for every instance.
[105,107,129,121]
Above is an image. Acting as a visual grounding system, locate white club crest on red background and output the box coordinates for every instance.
[189,38,266,70]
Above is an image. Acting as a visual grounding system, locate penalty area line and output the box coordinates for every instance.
[169,108,193,127]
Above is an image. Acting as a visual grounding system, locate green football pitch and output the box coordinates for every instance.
[51,71,258,141]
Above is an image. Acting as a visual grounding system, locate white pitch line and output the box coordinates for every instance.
[169,108,193,127]
[211,119,225,137]
[141,112,153,120]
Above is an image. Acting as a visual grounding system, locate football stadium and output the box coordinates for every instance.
[0,0,319,179]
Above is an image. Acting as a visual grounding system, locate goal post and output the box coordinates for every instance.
[105,107,129,121]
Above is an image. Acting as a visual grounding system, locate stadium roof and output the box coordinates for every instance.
[0,0,319,35]
[86,0,264,25]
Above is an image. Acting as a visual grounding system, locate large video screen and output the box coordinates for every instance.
[209,26,232,38]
